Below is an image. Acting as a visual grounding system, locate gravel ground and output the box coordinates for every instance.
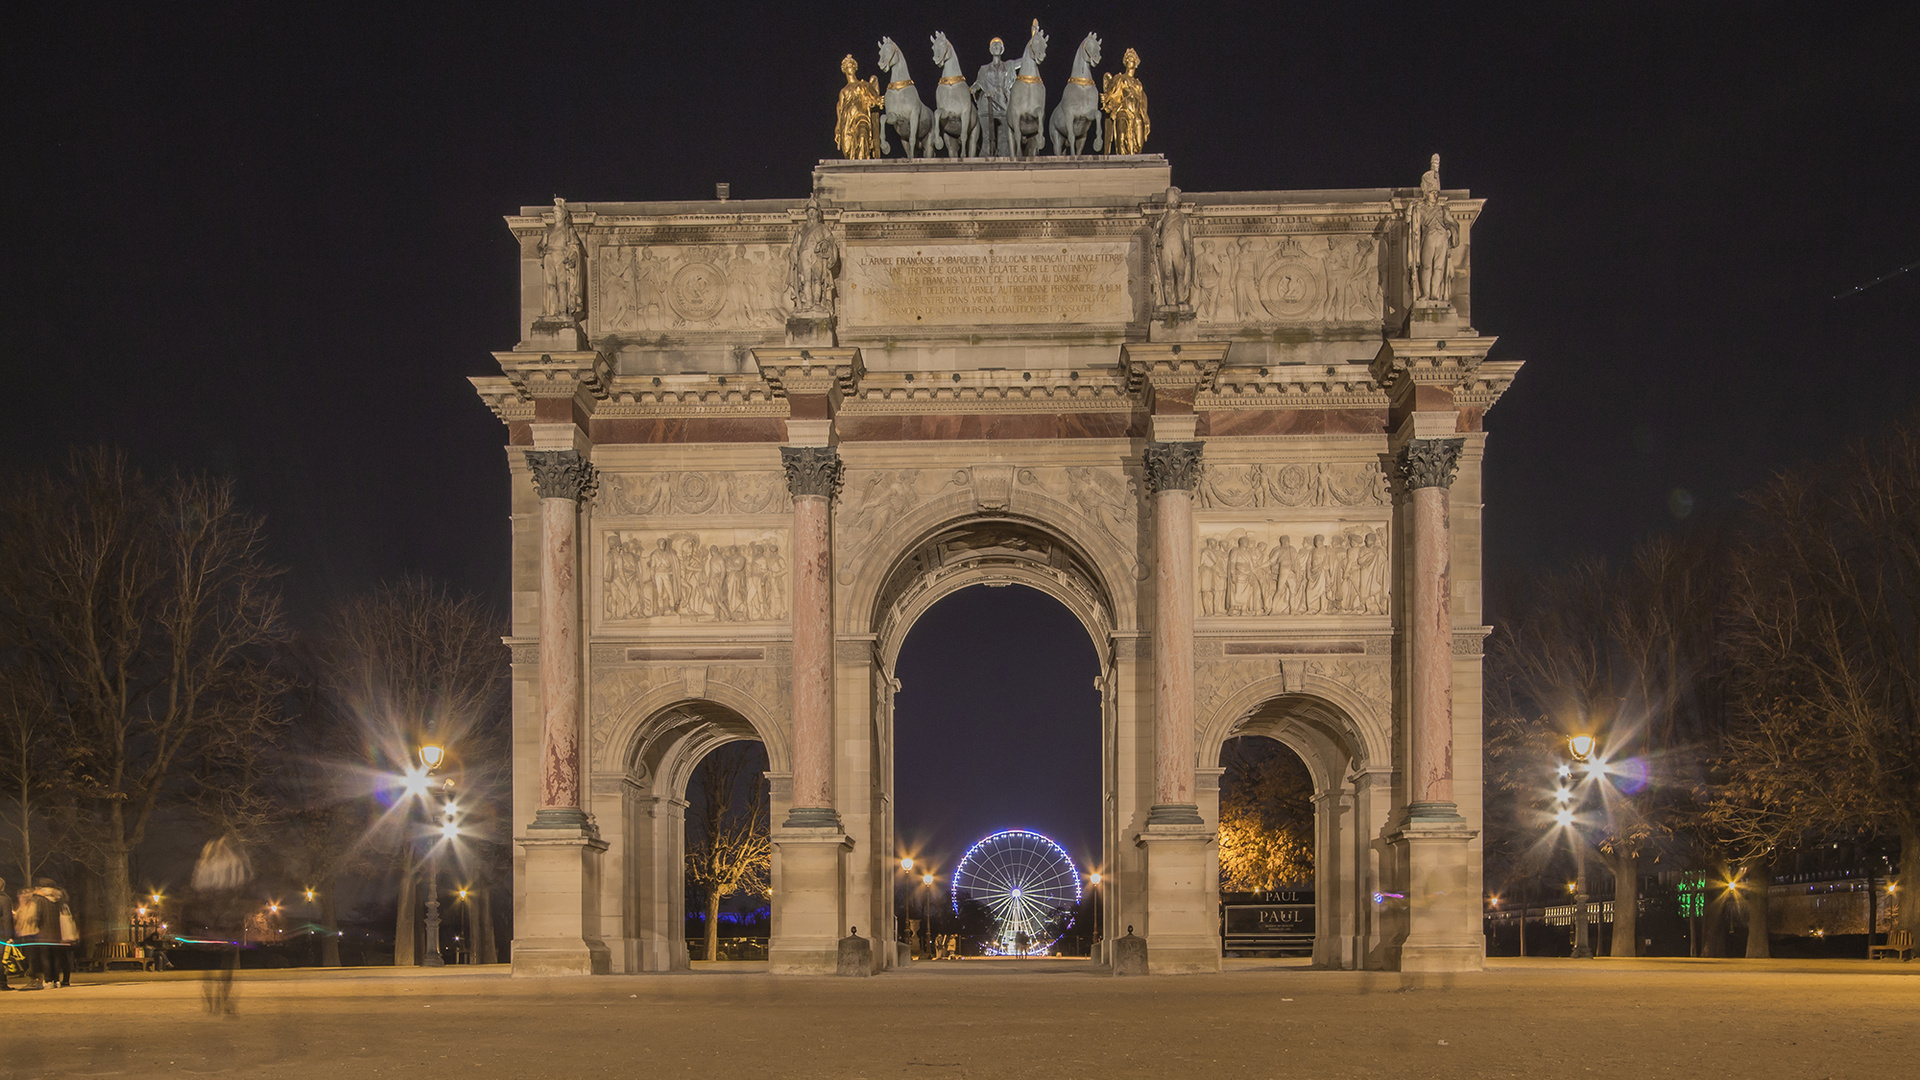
[1,956,1914,1078]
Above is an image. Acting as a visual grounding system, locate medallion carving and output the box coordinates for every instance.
[1198,523,1389,617]
[595,243,787,332]
[602,529,791,623]
[1197,462,1387,510]
[1195,234,1383,325]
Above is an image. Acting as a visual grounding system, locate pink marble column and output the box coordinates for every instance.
[781,446,843,829]
[527,450,597,829]
[1396,438,1465,819]
[1144,441,1205,826]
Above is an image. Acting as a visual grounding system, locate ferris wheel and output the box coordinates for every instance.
[950,829,1083,955]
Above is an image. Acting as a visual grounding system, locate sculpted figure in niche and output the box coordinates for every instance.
[538,197,587,321]
[835,55,886,160]
[1412,153,1459,303]
[1152,186,1194,312]
[787,198,839,318]
[972,37,1014,157]
[1100,48,1149,155]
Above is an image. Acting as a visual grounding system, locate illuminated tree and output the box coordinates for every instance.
[1216,737,1313,891]
[685,742,770,963]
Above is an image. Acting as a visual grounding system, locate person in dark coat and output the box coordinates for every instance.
[0,875,13,991]
[12,884,54,990]
[188,836,253,1014]
[37,880,75,988]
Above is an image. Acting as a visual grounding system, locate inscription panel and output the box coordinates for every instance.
[841,242,1133,327]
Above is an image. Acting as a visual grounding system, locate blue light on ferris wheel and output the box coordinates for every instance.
[949,829,1083,955]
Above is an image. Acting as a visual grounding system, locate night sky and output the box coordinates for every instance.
[7,4,1916,868]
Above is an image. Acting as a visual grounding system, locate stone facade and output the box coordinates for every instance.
[474,155,1520,975]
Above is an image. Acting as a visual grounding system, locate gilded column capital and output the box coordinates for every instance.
[781,445,845,500]
[1142,440,1205,493]
[1394,438,1465,492]
[525,450,598,502]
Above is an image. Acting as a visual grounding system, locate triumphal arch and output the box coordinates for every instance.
[474,145,1519,976]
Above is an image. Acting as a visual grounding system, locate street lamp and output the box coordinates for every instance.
[1087,871,1103,957]
[1562,734,1597,959]
[417,740,455,968]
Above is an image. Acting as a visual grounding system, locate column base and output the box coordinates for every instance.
[513,829,611,977]
[1144,803,1206,827]
[1137,822,1220,974]
[768,827,853,975]
[782,806,844,830]
[529,806,591,830]
[1385,819,1483,974]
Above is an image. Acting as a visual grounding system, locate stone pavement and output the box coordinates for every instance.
[1,957,1914,1078]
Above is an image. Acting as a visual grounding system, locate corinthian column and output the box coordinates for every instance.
[1143,440,1205,826]
[780,445,843,829]
[526,449,597,830]
[1396,437,1465,819]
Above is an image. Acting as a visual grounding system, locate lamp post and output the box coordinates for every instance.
[899,858,915,958]
[919,873,935,959]
[1087,872,1102,957]
[418,742,453,968]
[1561,734,1597,960]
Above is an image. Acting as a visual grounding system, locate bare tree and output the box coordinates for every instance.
[0,659,61,886]
[0,449,287,948]
[685,742,770,963]
[312,577,510,966]
[1718,421,1920,940]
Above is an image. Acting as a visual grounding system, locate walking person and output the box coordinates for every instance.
[188,835,252,1015]
[12,884,53,990]
[39,880,77,987]
[0,876,13,991]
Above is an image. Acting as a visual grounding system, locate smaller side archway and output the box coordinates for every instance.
[1198,683,1387,970]
[593,696,784,972]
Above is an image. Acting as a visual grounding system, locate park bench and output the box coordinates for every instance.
[80,942,157,973]
[1869,929,1913,961]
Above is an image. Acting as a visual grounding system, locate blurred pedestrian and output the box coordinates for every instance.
[12,884,52,990]
[37,880,77,987]
[189,835,252,1015]
[0,875,12,991]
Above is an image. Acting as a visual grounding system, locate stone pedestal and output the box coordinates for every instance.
[513,834,611,976]
[1387,821,1483,972]
[768,828,853,974]
[1138,825,1220,973]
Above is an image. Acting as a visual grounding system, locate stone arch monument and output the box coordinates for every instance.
[473,153,1521,976]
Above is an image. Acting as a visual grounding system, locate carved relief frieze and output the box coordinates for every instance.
[1197,462,1387,510]
[589,666,683,760]
[1196,659,1278,720]
[602,528,791,624]
[836,464,1140,574]
[1194,234,1384,326]
[1303,659,1391,711]
[1198,522,1390,618]
[1021,465,1140,555]
[594,243,789,332]
[596,471,792,517]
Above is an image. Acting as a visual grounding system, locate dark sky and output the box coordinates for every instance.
[6,3,1916,863]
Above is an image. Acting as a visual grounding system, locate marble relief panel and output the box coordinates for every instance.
[602,528,791,624]
[597,471,792,516]
[594,244,788,332]
[836,463,1139,566]
[1195,235,1384,325]
[1198,522,1389,618]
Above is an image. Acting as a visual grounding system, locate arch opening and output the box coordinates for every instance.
[889,582,1104,959]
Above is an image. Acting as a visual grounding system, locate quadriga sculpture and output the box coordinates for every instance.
[876,36,934,158]
[1048,32,1103,155]
[928,31,980,157]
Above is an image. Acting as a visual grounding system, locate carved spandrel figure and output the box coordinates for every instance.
[972,37,1014,157]
[1152,186,1194,312]
[834,54,886,159]
[538,197,586,321]
[1411,153,1459,302]
[1100,47,1149,156]
[786,198,839,318]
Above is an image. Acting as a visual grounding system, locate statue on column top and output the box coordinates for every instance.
[1411,154,1459,303]
[834,55,886,159]
[1100,47,1150,156]
[972,37,1014,157]
[1151,186,1194,314]
[786,197,840,318]
[538,197,586,322]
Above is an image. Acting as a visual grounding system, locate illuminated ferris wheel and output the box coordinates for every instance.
[950,829,1083,955]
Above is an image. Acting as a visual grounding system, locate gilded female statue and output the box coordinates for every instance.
[834,55,886,159]
[1100,48,1149,155]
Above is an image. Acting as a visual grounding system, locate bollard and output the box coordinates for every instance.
[836,927,874,977]
[1112,925,1148,976]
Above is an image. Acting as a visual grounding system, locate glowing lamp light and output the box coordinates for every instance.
[1568,734,1596,762]
[136,907,148,917]
[268,903,280,913]
[1582,759,1606,778]
[440,821,459,840]
[458,888,469,900]
[1554,808,1575,827]
[151,893,163,904]
[401,767,432,798]
[1555,764,1573,780]
[1554,787,1573,804]
[1489,896,1500,907]
[419,743,446,772]
[921,874,934,887]
[901,857,914,872]
[1567,881,1577,894]
[1088,872,1102,886]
